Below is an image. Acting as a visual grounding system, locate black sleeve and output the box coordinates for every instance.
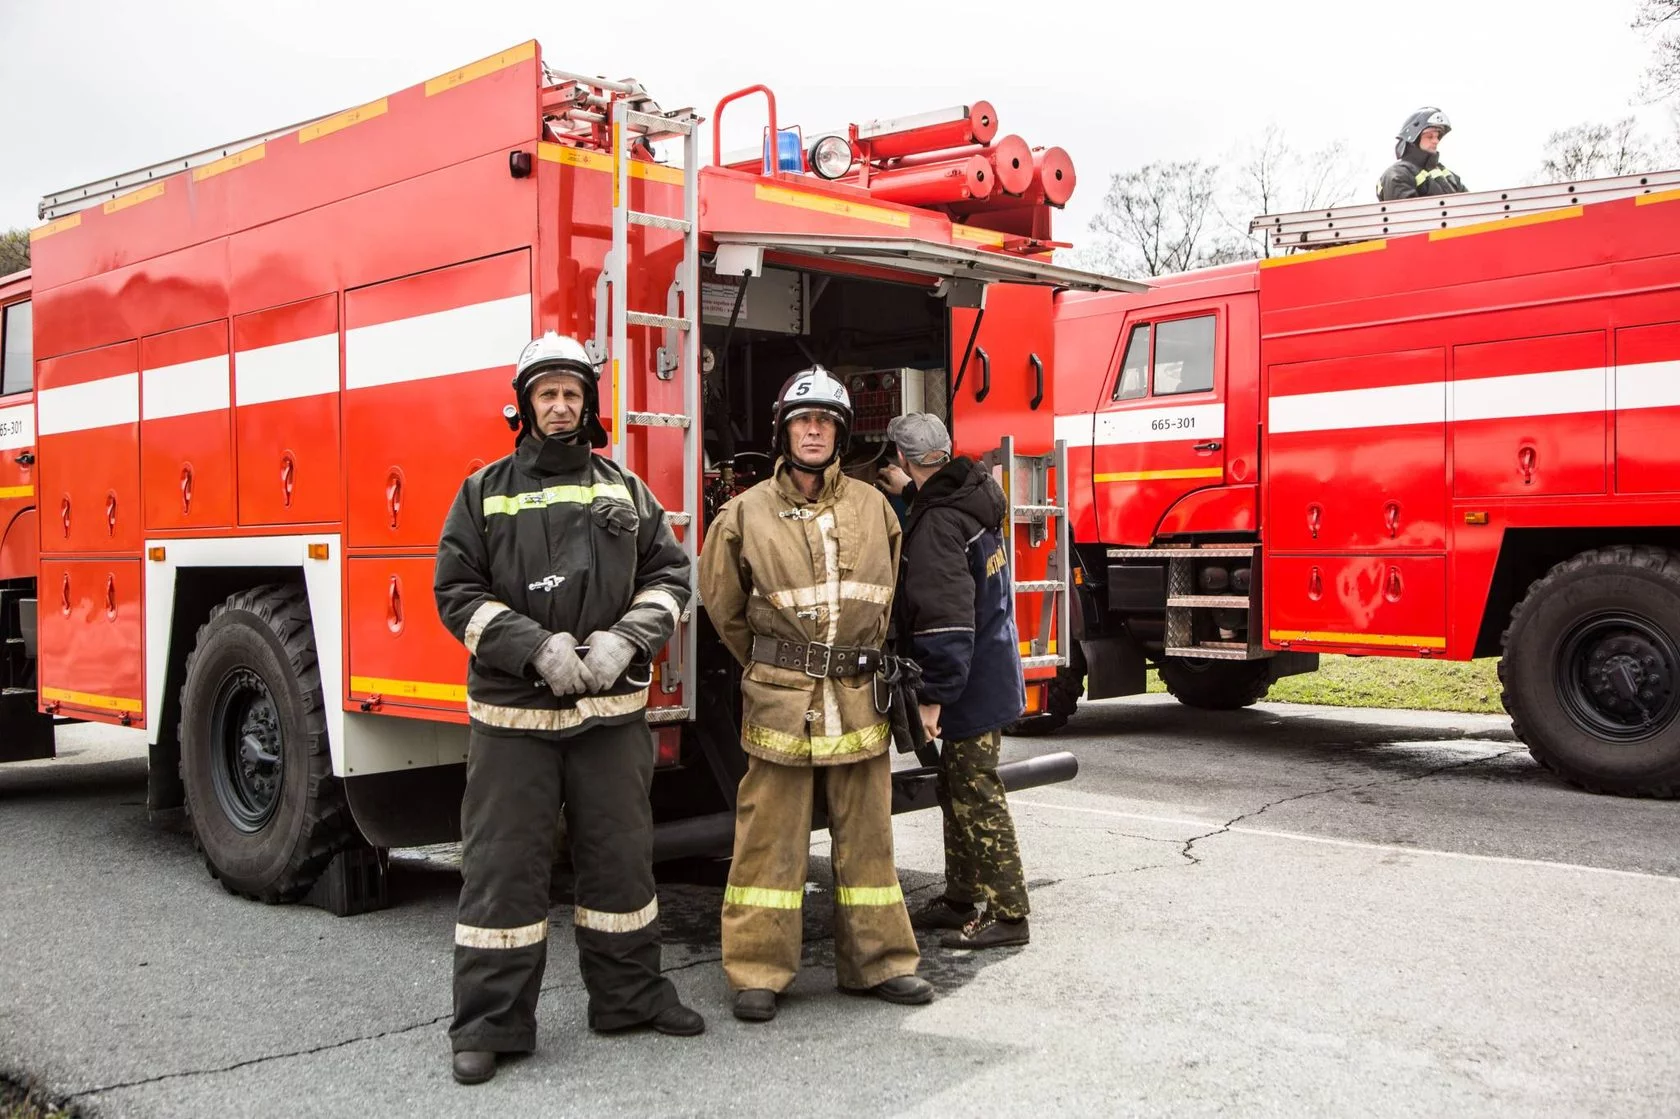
[434,477,552,676]
[609,474,693,657]
[901,512,979,706]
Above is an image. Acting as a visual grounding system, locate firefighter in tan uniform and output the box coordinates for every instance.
[699,366,933,1022]
[434,333,704,1086]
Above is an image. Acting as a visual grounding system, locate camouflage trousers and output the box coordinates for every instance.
[935,729,1029,921]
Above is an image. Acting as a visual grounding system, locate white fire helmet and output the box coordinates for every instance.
[508,331,606,447]
[771,365,853,469]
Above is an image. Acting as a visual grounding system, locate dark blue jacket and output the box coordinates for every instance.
[896,457,1025,741]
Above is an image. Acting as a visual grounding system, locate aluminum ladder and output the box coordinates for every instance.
[1249,166,1680,252]
[587,100,701,725]
[997,436,1072,673]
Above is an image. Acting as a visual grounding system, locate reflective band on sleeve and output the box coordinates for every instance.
[455,918,549,949]
[468,689,649,731]
[573,896,659,933]
[835,884,905,907]
[723,884,804,910]
[463,601,510,655]
[630,586,684,626]
[483,483,633,516]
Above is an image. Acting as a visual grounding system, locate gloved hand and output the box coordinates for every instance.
[531,632,589,697]
[579,630,638,692]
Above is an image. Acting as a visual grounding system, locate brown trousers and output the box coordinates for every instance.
[721,751,920,992]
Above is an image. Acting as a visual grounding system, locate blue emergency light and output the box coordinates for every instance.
[763,126,804,173]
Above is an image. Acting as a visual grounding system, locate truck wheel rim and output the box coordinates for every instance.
[1556,611,1680,744]
[210,668,284,832]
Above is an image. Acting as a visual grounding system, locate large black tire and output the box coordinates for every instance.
[1007,644,1086,737]
[1499,546,1680,798]
[1157,656,1272,710]
[179,584,355,901]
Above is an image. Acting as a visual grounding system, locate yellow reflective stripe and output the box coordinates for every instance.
[40,686,142,714]
[574,897,658,933]
[1094,467,1223,483]
[351,676,467,702]
[1428,206,1582,242]
[742,721,891,760]
[455,918,548,949]
[468,688,648,730]
[463,601,510,655]
[482,483,633,516]
[724,885,804,910]
[835,884,904,907]
[1269,629,1446,650]
[193,144,265,181]
[1259,240,1387,269]
[299,98,389,143]
[764,581,894,610]
[0,485,35,499]
[425,41,536,96]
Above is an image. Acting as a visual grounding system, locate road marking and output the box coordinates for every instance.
[1010,799,1680,883]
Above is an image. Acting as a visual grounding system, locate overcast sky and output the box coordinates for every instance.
[2,0,1672,247]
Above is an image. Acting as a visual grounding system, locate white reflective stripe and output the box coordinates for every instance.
[630,587,683,626]
[1269,381,1444,435]
[573,896,658,934]
[1617,360,1680,412]
[455,918,548,950]
[142,354,230,419]
[765,580,894,610]
[346,293,532,390]
[464,601,510,655]
[468,688,649,731]
[1069,403,1225,449]
[236,334,340,406]
[37,373,139,435]
[1452,367,1605,422]
[0,403,33,451]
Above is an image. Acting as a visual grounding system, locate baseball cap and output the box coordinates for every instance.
[887,412,952,465]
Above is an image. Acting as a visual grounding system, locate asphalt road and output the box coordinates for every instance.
[2,697,1676,1117]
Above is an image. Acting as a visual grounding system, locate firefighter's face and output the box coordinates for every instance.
[788,411,838,466]
[529,373,587,436]
[1419,128,1442,153]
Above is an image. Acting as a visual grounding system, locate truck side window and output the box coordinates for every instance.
[1152,314,1215,396]
[1112,323,1150,401]
[1,300,31,396]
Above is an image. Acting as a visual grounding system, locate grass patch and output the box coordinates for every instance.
[0,1078,72,1119]
[1146,655,1506,714]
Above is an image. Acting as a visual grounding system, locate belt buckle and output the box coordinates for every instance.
[804,641,833,678]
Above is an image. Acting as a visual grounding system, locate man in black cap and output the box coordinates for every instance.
[879,413,1032,950]
[434,331,703,1086]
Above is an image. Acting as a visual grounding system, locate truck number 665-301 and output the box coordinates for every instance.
[1150,415,1195,432]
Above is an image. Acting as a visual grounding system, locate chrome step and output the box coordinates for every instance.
[625,411,692,429]
[1014,580,1063,594]
[629,210,692,233]
[1020,655,1064,671]
[1166,595,1251,609]
[644,706,692,725]
[1163,645,1255,662]
[1108,545,1258,560]
[628,310,691,331]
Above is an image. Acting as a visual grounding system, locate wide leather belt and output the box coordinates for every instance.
[750,635,884,679]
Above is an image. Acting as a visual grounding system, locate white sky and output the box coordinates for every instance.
[1,0,1672,246]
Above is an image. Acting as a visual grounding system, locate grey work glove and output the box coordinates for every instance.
[579,630,638,692]
[531,632,589,697]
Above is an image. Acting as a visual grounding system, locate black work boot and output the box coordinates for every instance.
[942,914,1030,950]
[849,975,934,1005]
[452,1050,496,1085]
[733,989,777,1022]
[651,1003,706,1036]
[910,894,978,931]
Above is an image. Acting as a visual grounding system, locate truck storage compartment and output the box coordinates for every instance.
[235,294,343,526]
[37,558,144,724]
[1265,553,1446,655]
[346,556,465,714]
[36,341,142,553]
[140,320,234,532]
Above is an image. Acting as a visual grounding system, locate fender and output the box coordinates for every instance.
[1156,484,1257,539]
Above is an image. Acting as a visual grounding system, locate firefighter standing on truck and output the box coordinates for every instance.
[434,332,704,1086]
[878,414,1032,949]
[698,366,933,1023]
[1377,107,1467,201]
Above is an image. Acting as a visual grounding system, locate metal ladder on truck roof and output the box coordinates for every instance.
[587,100,701,725]
[1249,166,1680,252]
[997,437,1072,674]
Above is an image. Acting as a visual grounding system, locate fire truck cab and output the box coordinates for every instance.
[1044,175,1680,799]
[2,43,1128,908]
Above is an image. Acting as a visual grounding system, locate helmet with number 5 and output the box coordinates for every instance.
[770,365,853,469]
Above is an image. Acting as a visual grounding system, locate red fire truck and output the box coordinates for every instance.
[1031,171,1680,799]
[0,43,1123,909]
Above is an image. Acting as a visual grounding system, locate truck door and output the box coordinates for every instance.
[0,290,34,583]
[1088,305,1228,546]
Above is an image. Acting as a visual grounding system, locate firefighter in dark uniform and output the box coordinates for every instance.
[1378,107,1467,201]
[434,332,704,1086]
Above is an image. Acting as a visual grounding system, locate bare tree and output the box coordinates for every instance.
[1636,0,1680,103]
[1536,118,1657,182]
[0,230,27,277]
[1063,160,1225,279]
[1218,126,1359,258]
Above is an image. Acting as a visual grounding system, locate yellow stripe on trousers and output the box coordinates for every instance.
[835,885,904,906]
[724,884,804,910]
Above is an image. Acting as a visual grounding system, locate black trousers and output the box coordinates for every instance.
[450,721,678,1052]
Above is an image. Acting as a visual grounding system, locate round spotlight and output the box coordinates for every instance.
[808,135,855,180]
